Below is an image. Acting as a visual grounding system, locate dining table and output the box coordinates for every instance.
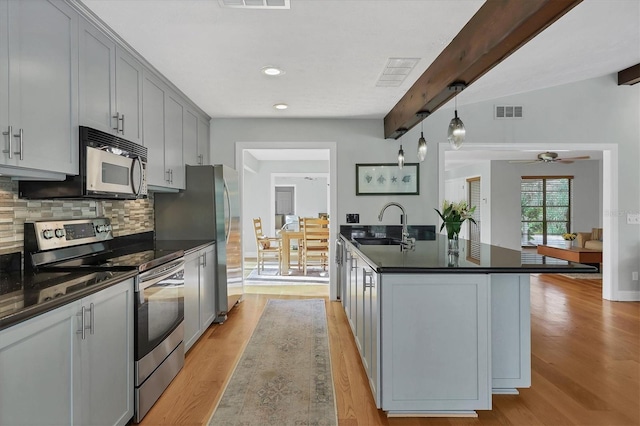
[277,229,304,274]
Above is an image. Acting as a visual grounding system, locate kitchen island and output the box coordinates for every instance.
[338,232,597,417]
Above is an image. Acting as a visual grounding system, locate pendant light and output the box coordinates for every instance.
[417,113,428,161]
[397,144,405,169]
[447,83,466,150]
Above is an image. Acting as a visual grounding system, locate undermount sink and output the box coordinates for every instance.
[353,237,403,246]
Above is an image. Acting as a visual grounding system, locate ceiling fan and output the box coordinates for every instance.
[508,151,591,164]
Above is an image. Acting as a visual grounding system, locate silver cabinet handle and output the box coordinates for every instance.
[15,128,23,160]
[120,114,125,134]
[201,253,207,267]
[197,154,203,165]
[170,169,173,184]
[113,112,120,132]
[89,303,95,335]
[77,306,87,340]
[363,269,374,290]
[350,256,358,270]
[166,169,171,183]
[2,125,12,159]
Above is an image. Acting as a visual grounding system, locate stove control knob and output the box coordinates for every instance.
[42,229,54,239]
[104,224,112,232]
[55,228,65,238]
[96,225,106,233]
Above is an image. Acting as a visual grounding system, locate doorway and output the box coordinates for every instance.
[275,186,295,232]
[440,142,618,301]
[236,143,337,300]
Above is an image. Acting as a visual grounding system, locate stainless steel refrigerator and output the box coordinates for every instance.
[155,165,242,322]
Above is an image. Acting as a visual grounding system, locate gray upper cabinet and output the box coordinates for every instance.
[197,117,210,165]
[115,48,143,144]
[79,18,115,134]
[183,108,199,166]
[0,0,78,176]
[79,18,143,144]
[165,92,184,189]
[142,71,184,190]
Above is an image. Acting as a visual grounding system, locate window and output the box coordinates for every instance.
[521,176,573,247]
[467,177,481,263]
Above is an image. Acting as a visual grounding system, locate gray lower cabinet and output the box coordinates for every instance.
[184,244,216,352]
[0,0,78,177]
[379,273,491,414]
[341,244,379,405]
[0,278,134,426]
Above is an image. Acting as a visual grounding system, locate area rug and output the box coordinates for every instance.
[208,299,337,426]
[246,266,329,284]
[560,273,602,280]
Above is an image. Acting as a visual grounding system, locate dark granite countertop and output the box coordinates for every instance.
[340,232,598,274]
[0,268,138,331]
[0,235,215,331]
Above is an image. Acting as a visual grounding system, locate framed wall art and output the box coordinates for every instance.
[355,163,419,195]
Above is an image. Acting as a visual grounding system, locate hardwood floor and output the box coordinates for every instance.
[138,274,639,426]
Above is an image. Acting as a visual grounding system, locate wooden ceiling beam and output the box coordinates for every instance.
[384,0,583,139]
[618,64,640,85]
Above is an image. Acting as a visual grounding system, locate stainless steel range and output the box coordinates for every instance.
[24,218,185,423]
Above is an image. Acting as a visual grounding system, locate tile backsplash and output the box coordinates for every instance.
[0,177,154,255]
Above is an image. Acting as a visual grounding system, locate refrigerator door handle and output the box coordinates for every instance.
[224,181,232,243]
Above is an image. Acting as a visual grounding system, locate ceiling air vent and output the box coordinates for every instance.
[376,58,420,87]
[495,105,523,119]
[218,0,290,9]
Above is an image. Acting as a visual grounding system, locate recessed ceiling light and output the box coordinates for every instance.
[261,66,284,76]
[273,103,288,110]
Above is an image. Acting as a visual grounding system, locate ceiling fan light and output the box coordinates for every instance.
[448,110,465,150]
[398,145,405,169]
[417,132,427,161]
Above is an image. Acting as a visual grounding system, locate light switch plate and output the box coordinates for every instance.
[627,213,640,225]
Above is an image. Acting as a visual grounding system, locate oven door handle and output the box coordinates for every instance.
[136,258,185,292]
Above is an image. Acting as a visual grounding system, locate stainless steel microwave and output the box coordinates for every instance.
[19,126,148,200]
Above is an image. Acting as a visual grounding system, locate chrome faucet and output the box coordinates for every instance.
[378,202,415,250]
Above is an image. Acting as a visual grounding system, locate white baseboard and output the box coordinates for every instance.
[615,291,640,302]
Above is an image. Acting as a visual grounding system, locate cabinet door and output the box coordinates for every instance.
[355,256,365,354]
[164,92,184,189]
[142,71,166,186]
[348,249,358,334]
[0,300,80,425]
[6,0,78,174]
[81,278,134,426]
[115,47,143,144]
[363,267,378,402]
[79,18,116,134]
[184,251,201,351]
[197,117,210,165]
[183,108,199,166]
[199,245,216,330]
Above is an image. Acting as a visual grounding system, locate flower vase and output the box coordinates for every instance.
[565,240,572,249]
[448,234,459,255]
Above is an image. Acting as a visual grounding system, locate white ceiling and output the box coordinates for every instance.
[81,0,640,121]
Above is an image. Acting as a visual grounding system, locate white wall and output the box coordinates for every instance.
[211,119,439,228]
[211,74,640,298]
[444,161,492,242]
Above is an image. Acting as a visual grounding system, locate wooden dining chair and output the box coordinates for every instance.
[253,218,281,274]
[300,217,330,275]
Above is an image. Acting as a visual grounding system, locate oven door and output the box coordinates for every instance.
[86,146,146,198]
[135,258,185,361]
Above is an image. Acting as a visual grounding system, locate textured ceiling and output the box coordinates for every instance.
[81,0,640,120]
